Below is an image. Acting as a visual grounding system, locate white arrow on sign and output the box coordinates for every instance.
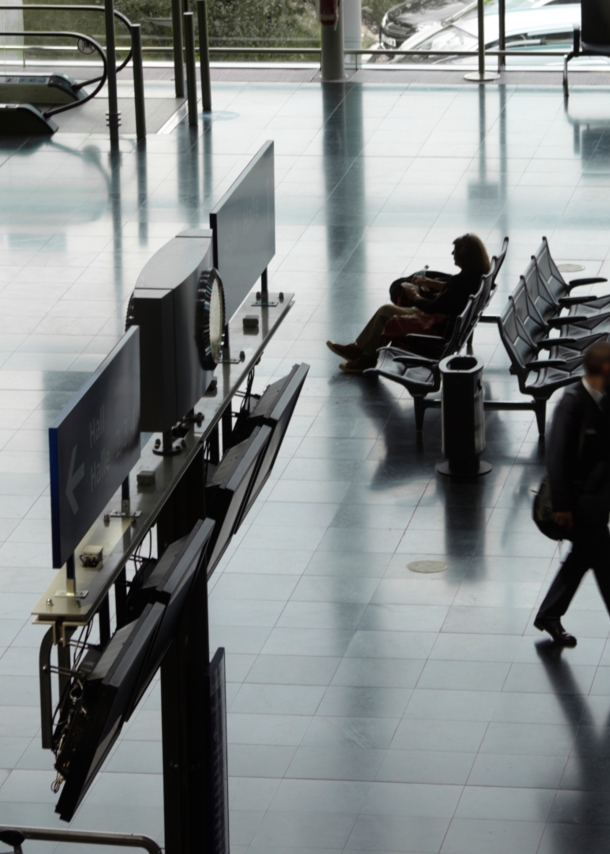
[66,445,85,514]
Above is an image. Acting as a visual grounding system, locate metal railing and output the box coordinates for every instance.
[0,44,576,58]
[0,4,146,139]
[0,826,162,854]
[0,28,107,116]
[0,4,134,69]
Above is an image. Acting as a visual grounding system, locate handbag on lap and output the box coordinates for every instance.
[389,271,450,307]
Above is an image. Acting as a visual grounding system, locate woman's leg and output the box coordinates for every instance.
[356,304,421,357]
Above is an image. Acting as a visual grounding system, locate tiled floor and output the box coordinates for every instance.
[1,75,610,854]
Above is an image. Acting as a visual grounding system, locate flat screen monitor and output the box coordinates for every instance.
[232,363,309,533]
[54,519,215,822]
[54,602,165,822]
[205,425,272,575]
[210,141,275,322]
[128,230,216,433]
[124,518,216,718]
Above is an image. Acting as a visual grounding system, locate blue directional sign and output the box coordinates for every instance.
[49,327,141,569]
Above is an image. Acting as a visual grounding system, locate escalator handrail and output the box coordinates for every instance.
[0,5,133,78]
[0,29,108,117]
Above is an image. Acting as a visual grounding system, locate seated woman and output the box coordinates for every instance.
[327,234,491,374]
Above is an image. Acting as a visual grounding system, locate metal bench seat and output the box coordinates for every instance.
[494,292,604,435]
[520,256,610,334]
[512,275,608,357]
[363,240,509,432]
[366,278,490,431]
[533,236,608,305]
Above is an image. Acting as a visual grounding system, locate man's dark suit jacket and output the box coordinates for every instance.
[547,381,610,521]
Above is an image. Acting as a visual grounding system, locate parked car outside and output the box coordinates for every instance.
[380,0,475,48]
[380,2,595,65]
[380,0,582,64]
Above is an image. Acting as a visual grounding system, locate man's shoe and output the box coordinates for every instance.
[327,341,362,360]
[339,355,378,374]
[534,617,577,646]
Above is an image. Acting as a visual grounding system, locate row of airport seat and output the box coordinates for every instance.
[366,237,609,437]
[494,238,609,434]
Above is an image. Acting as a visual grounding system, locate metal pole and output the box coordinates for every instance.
[39,628,54,750]
[197,0,212,111]
[183,11,198,125]
[104,0,121,144]
[65,553,76,597]
[136,144,148,243]
[464,0,499,82]
[320,3,345,80]
[131,23,146,140]
[172,0,184,98]
[478,0,484,77]
[498,0,506,70]
[261,268,268,300]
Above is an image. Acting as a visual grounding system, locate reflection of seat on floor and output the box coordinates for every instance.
[564,0,610,96]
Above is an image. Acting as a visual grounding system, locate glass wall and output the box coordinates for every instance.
[13,0,322,65]
[6,0,609,70]
[0,2,24,64]
[206,0,319,59]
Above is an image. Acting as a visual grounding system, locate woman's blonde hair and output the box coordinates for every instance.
[453,234,491,276]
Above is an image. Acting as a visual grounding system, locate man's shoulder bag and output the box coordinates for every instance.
[532,387,583,541]
[532,476,570,541]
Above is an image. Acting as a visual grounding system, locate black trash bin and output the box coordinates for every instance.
[436,355,491,477]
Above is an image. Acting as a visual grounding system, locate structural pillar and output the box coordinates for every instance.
[320,2,345,81]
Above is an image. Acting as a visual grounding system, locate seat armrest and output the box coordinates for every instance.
[525,359,568,371]
[568,277,608,287]
[392,355,438,368]
[537,337,559,349]
[547,316,574,328]
[540,334,603,352]
[479,314,500,323]
[390,334,446,360]
[401,334,445,345]
[559,295,598,306]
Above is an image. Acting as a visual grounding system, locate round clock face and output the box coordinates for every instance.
[208,277,224,364]
[196,268,226,370]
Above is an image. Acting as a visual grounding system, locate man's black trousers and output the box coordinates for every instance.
[537,522,610,619]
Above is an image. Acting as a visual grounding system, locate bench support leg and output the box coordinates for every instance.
[414,397,426,433]
[534,399,547,438]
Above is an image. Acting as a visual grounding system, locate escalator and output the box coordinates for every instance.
[0,5,134,134]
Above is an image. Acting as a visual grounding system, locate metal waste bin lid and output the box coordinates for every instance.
[440,355,483,374]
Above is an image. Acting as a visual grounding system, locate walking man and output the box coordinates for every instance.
[535,341,610,646]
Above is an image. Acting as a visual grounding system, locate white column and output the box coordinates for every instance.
[343,0,362,69]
